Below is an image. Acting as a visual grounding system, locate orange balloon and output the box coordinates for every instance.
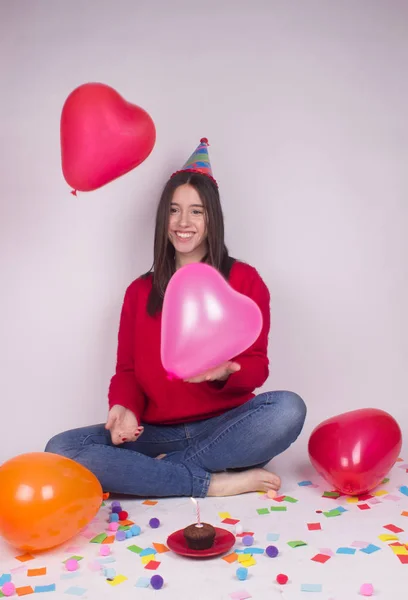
[0,452,102,551]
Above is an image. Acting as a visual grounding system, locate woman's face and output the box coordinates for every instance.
[168,184,208,260]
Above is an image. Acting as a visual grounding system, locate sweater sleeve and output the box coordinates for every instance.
[108,284,146,422]
[209,267,271,395]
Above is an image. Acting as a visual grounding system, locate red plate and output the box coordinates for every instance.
[167,526,235,558]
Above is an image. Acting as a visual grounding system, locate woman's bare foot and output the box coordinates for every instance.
[207,468,281,497]
[155,454,167,460]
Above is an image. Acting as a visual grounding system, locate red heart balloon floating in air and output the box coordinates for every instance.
[60,82,156,192]
[308,408,402,495]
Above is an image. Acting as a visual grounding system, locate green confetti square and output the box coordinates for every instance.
[118,525,131,531]
[323,491,340,498]
[323,509,342,517]
[90,533,107,543]
[287,540,307,548]
[381,477,390,484]
[257,508,270,515]
[270,506,287,512]
[127,545,143,554]
[63,555,84,563]
[283,496,298,503]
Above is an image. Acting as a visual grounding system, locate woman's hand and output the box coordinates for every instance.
[105,405,144,445]
[185,361,241,383]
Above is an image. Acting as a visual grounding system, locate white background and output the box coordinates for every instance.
[1,0,407,464]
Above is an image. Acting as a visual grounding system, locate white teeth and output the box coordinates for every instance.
[176,232,194,239]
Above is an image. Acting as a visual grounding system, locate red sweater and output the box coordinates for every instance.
[108,261,271,424]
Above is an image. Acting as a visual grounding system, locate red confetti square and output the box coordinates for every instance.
[384,524,404,533]
[357,503,371,510]
[236,531,254,538]
[222,518,240,525]
[307,523,322,531]
[398,554,408,564]
[311,553,331,563]
[273,496,286,502]
[144,560,161,570]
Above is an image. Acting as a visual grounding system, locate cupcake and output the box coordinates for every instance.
[183,522,216,550]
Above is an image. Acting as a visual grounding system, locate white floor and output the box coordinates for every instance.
[1,446,407,600]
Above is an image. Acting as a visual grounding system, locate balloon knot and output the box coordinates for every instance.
[70,189,77,196]
[200,137,209,145]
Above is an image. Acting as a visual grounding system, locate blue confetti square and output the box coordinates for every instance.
[139,547,157,557]
[34,584,56,593]
[135,577,150,588]
[399,486,408,496]
[0,574,11,586]
[333,506,348,513]
[298,480,313,486]
[301,584,323,592]
[267,533,280,541]
[361,544,381,554]
[64,587,87,596]
[336,547,356,555]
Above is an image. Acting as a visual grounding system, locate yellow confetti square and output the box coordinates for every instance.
[238,554,249,564]
[218,512,231,519]
[141,554,156,565]
[107,575,128,586]
[373,490,388,497]
[346,497,359,503]
[240,556,256,567]
[378,534,399,542]
[390,545,408,555]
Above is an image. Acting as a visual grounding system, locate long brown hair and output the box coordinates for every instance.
[145,171,235,316]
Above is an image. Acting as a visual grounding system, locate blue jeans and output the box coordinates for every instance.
[45,391,306,498]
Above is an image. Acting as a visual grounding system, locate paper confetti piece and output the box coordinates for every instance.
[267,533,280,541]
[397,555,408,564]
[34,585,55,593]
[141,554,156,565]
[240,556,257,567]
[383,494,401,502]
[229,590,252,600]
[64,588,87,596]
[270,506,287,512]
[333,506,347,513]
[399,486,408,496]
[142,499,158,506]
[358,494,374,501]
[283,496,298,503]
[272,495,286,502]
[357,504,370,510]
[0,575,11,586]
[346,497,359,503]
[257,508,269,515]
[336,547,356,555]
[323,509,341,517]
[236,531,254,538]
[238,554,250,564]
[319,548,334,557]
[15,554,35,563]
[243,548,265,554]
[367,497,381,505]
[218,512,231,519]
[27,568,46,577]
[60,573,81,580]
[152,543,169,553]
[97,557,116,564]
[140,547,157,557]
[223,518,240,525]
[10,566,25,575]
[301,583,322,592]
[402,511,408,517]
[144,560,160,570]
[90,533,107,543]
[361,544,381,554]
[127,545,143,554]
[322,491,341,498]
[311,554,331,563]
[382,477,390,483]
[307,523,322,531]
[63,556,84,563]
[107,575,128,586]
[390,545,408,556]
[16,587,34,597]
[223,552,238,563]
[379,534,399,542]
[288,540,307,548]
[135,577,150,588]
[102,535,115,544]
[384,524,404,533]
[298,480,313,486]
[351,541,371,548]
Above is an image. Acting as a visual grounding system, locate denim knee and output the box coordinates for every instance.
[44,431,76,459]
[279,391,307,437]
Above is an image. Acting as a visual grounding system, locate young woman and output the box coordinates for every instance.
[46,139,306,498]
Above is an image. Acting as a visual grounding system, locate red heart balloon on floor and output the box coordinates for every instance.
[60,83,156,192]
[308,408,402,495]
[161,263,263,380]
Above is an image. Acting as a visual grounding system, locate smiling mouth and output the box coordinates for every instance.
[174,232,194,239]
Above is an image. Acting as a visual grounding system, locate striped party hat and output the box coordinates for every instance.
[171,138,217,185]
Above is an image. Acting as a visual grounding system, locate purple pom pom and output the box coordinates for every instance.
[242,535,254,546]
[111,505,122,514]
[150,574,164,590]
[266,544,279,557]
[149,517,160,529]
[115,530,126,541]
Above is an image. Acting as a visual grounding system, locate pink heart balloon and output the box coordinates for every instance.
[161,263,263,379]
